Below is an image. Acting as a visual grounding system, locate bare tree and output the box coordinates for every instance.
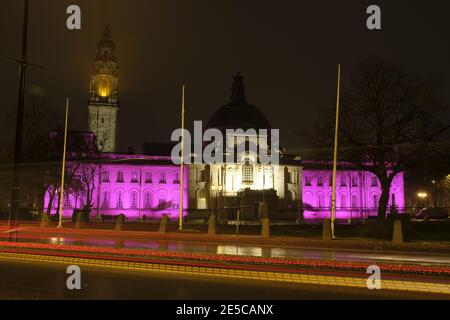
[315,58,449,222]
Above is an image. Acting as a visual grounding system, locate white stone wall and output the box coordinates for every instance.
[88,104,119,152]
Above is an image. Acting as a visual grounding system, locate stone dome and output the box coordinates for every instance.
[206,73,272,131]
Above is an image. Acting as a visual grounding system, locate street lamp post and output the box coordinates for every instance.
[331,64,342,239]
[9,0,30,239]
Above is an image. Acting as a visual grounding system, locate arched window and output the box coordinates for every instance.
[172,190,180,209]
[130,191,138,209]
[101,191,109,209]
[340,194,347,209]
[372,194,379,208]
[242,160,254,183]
[144,192,152,209]
[351,194,358,208]
[318,193,325,209]
[116,191,123,209]
[63,193,71,208]
[197,189,207,209]
[157,190,167,209]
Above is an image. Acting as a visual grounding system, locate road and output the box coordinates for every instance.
[0,259,447,300]
[7,232,450,267]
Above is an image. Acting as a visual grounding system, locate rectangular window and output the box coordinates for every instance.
[317,176,323,186]
[131,172,139,183]
[198,169,206,182]
[173,172,180,184]
[145,172,152,183]
[351,195,358,208]
[117,171,124,183]
[304,176,312,186]
[101,171,110,183]
[159,173,166,183]
[340,177,347,187]
[351,176,359,187]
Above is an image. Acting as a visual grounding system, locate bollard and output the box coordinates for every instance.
[115,214,125,231]
[75,211,85,229]
[392,219,403,244]
[208,215,217,235]
[261,218,270,238]
[322,218,332,241]
[40,213,50,228]
[159,214,170,233]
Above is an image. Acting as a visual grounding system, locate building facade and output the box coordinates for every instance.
[44,144,189,220]
[188,74,302,220]
[302,162,405,220]
[43,28,405,222]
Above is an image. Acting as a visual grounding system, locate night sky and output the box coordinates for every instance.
[1,0,450,153]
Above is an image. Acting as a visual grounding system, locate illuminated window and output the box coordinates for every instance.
[197,189,207,209]
[145,172,152,183]
[351,176,359,187]
[116,192,123,209]
[101,171,109,183]
[117,171,124,183]
[98,77,110,97]
[242,160,254,183]
[318,193,325,209]
[130,191,138,209]
[101,191,109,209]
[340,194,346,209]
[198,169,206,182]
[372,194,379,208]
[172,191,180,209]
[304,176,312,186]
[144,192,152,209]
[173,172,180,184]
[351,194,358,208]
[131,172,139,183]
[63,193,71,208]
[317,176,323,186]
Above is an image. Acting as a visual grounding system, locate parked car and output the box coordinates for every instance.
[414,207,449,221]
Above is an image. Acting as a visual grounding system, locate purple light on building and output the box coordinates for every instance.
[44,153,189,221]
[301,165,405,220]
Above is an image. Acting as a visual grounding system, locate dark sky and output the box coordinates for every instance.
[1,0,450,153]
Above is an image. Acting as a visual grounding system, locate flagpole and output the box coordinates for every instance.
[179,86,186,231]
[57,98,69,229]
[331,64,341,239]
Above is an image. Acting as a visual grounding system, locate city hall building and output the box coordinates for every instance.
[44,27,404,221]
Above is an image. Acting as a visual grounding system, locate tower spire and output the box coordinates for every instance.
[88,26,120,153]
[230,72,247,103]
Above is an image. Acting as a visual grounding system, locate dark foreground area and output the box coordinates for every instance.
[0,259,447,300]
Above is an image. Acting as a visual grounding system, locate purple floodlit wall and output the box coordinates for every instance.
[44,154,189,221]
[302,169,405,220]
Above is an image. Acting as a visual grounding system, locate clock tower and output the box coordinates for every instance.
[88,26,119,152]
